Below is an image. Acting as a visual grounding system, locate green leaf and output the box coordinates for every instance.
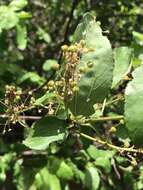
[16,24,27,50]
[50,158,73,180]
[37,27,51,43]
[13,163,38,190]
[23,117,67,150]
[43,59,59,72]
[112,47,132,88]
[72,23,85,43]
[72,12,94,43]
[68,14,114,116]
[18,11,32,19]
[19,72,45,85]
[95,157,111,174]
[0,153,13,183]
[0,6,19,32]
[34,93,61,106]
[87,145,115,159]
[67,160,85,183]
[35,167,61,190]
[87,145,114,173]
[125,66,143,145]
[133,31,143,45]
[85,165,100,190]
[9,0,28,11]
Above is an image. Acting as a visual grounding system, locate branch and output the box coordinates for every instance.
[85,115,124,123]
[0,114,42,121]
[80,133,143,154]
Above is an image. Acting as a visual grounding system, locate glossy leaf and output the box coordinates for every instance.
[50,158,73,180]
[35,167,61,190]
[87,145,115,159]
[23,117,67,150]
[85,165,100,190]
[13,165,37,190]
[87,145,114,173]
[95,157,111,174]
[67,160,85,183]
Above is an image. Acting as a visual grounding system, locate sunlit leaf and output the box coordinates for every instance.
[125,66,143,145]
[23,117,67,150]
[68,14,114,116]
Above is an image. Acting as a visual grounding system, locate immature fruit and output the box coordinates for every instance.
[61,45,68,51]
[70,81,77,87]
[48,86,54,90]
[48,80,55,87]
[28,91,32,95]
[79,66,88,73]
[72,86,79,92]
[30,97,35,104]
[124,141,130,148]
[56,81,64,87]
[16,95,20,100]
[80,40,85,46]
[109,126,117,133]
[52,63,60,71]
[68,45,78,52]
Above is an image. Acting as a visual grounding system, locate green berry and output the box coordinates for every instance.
[72,86,79,92]
[79,66,88,73]
[48,80,55,87]
[68,45,78,52]
[52,63,60,70]
[124,141,130,148]
[61,45,68,51]
[109,126,117,133]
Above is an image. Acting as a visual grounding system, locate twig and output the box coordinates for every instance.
[80,133,143,154]
[0,114,42,121]
[0,113,124,123]
[104,96,124,107]
[111,158,121,179]
[85,115,124,123]
[21,150,47,156]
